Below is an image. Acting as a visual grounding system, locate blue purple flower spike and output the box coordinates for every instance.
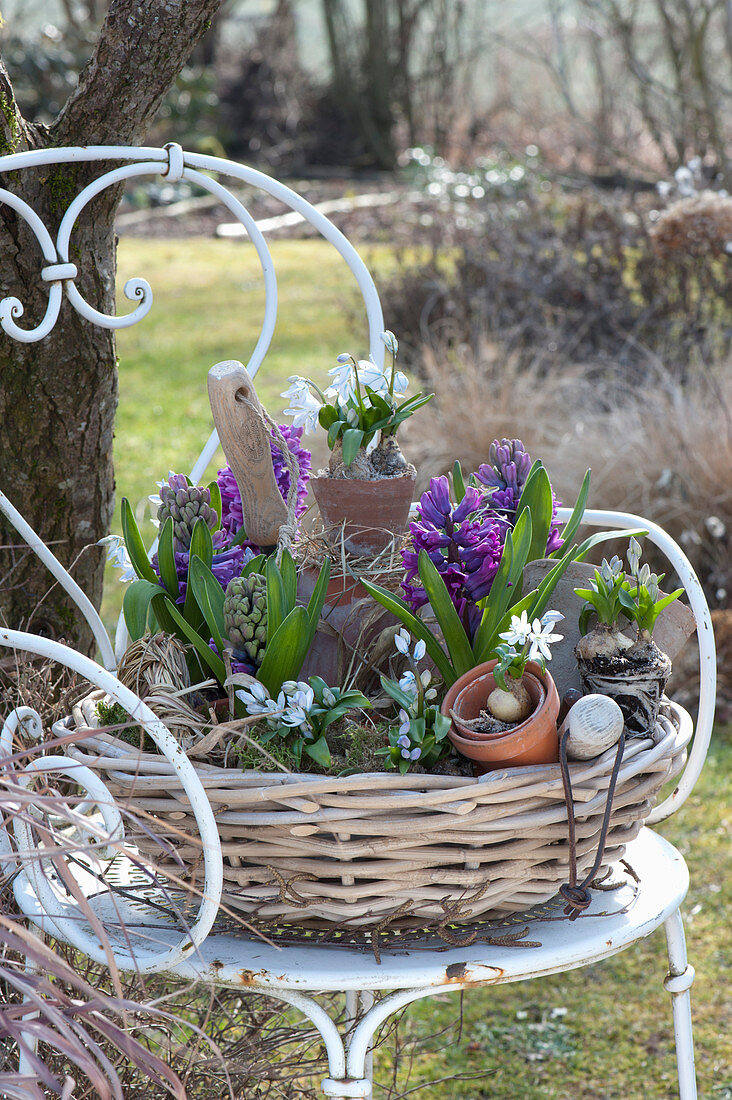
[402,438,563,638]
[402,476,502,637]
[475,437,563,552]
[475,438,532,516]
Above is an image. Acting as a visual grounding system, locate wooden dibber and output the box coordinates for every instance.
[207,360,289,549]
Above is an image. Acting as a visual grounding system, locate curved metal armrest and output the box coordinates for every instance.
[556,506,716,822]
[0,490,116,670]
[0,628,223,973]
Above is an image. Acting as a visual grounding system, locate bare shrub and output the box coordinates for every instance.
[560,361,732,607]
[379,183,732,375]
[649,191,732,257]
[401,342,599,491]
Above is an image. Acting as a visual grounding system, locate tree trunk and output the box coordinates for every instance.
[0,0,222,653]
[363,0,396,169]
[0,164,118,645]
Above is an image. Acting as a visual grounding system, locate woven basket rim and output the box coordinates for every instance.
[60,698,690,794]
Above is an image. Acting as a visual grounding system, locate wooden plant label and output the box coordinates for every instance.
[207,360,288,549]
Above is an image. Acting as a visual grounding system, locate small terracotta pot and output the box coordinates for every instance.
[441,659,561,770]
[310,470,416,557]
[450,670,547,741]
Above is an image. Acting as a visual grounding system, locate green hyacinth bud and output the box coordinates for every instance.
[158,479,218,553]
[223,573,269,669]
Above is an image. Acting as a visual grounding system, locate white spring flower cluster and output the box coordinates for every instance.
[98,534,136,583]
[498,609,564,665]
[281,331,409,434]
[236,679,318,732]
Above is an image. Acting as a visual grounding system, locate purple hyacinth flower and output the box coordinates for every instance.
[474,437,563,556]
[401,477,503,638]
[418,476,453,527]
[452,485,485,524]
[475,438,532,513]
[209,639,256,676]
[152,543,254,603]
[462,548,501,602]
[400,439,565,642]
[166,473,190,493]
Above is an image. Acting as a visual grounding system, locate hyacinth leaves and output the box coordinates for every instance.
[121,502,214,638]
[120,494,329,695]
[362,510,569,686]
[122,579,172,642]
[120,497,159,586]
[157,517,181,599]
[551,468,591,556]
[515,461,555,565]
[452,459,467,504]
[232,551,329,697]
[364,483,646,687]
[175,549,330,697]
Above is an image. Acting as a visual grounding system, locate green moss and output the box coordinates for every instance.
[331,721,388,772]
[95,699,153,750]
[55,603,78,631]
[0,90,19,156]
[47,165,79,219]
[230,731,301,772]
[228,720,389,775]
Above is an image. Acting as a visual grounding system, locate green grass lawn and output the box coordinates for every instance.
[107,236,369,628]
[111,237,730,1099]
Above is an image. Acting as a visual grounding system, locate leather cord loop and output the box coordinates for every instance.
[559,725,627,920]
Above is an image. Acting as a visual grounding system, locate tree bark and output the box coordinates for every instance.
[0,0,221,652]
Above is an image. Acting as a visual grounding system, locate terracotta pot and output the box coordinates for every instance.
[450,670,546,741]
[441,659,561,770]
[296,566,395,685]
[310,470,416,557]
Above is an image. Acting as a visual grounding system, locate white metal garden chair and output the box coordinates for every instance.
[0,145,717,1099]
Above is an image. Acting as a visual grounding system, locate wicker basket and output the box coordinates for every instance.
[61,694,689,930]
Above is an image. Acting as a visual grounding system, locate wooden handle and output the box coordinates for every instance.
[207,360,288,548]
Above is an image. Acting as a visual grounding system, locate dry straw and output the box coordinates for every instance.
[402,341,732,613]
